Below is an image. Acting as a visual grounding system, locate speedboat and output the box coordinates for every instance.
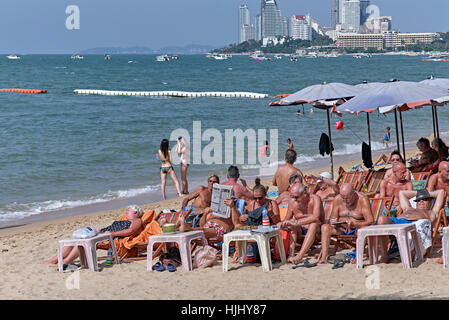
[251,54,270,61]
[104,54,111,60]
[274,54,282,60]
[6,54,20,60]
[156,55,170,62]
[290,56,298,62]
[71,54,84,60]
[171,55,178,60]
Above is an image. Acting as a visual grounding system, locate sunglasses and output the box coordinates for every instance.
[417,198,432,202]
[391,158,401,161]
[208,180,218,183]
[254,196,264,200]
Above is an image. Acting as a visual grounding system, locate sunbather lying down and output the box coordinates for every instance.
[41,205,144,269]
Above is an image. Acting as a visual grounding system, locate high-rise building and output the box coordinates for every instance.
[261,0,287,39]
[239,5,251,43]
[331,0,340,29]
[359,0,370,25]
[341,0,360,32]
[255,15,262,40]
[291,15,312,40]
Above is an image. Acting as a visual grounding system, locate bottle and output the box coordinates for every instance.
[246,243,255,265]
[106,247,113,266]
[262,207,270,227]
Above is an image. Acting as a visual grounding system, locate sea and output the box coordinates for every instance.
[1,53,448,228]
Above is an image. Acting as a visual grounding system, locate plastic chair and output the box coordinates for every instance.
[222,228,286,272]
[442,226,449,268]
[356,224,423,269]
[58,233,120,272]
[146,230,207,271]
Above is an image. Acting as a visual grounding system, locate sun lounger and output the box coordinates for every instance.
[336,170,369,191]
[361,170,386,197]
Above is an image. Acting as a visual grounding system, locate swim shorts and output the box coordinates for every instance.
[339,227,357,235]
[203,221,226,241]
[389,217,415,224]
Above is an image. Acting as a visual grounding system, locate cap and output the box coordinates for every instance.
[319,172,333,180]
[414,189,433,202]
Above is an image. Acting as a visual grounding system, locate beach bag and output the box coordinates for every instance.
[274,228,290,261]
[72,226,97,239]
[193,245,218,269]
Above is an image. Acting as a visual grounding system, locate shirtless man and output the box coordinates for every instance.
[222,165,253,200]
[178,200,234,242]
[411,137,439,172]
[275,173,303,207]
[181,175,219,215]
[377,163,413,208]
[427,161,449,204]
[279,183,322,264]
[317,183,373,264]
[230,185,280,228]
[377,189,446,263]
[272,149,305,194]
[310,172,339,201]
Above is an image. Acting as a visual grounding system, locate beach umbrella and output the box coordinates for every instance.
[274,82,364,179]
[337,80,449,160]
[419,76,449,140]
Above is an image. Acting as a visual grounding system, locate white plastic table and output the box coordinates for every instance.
[222,228,286,272]
[58,233,119,272]
[356,224,423,269]
[147,230,207,271]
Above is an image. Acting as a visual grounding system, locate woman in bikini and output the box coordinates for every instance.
[158,139,182,200]
[42,205,144,270]
[176,136,190,195]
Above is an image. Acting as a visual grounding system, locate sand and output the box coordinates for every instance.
[1,149,448,300]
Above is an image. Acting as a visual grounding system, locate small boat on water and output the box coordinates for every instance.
[104,54,111,60]
[71,54,84,60]
[213,54,228,60]
[274,54,282,60]
[6,54,20,60]
[290,56,298,62]
[171,55,178,60]
[156,54,170,62]
[251,53,270,61]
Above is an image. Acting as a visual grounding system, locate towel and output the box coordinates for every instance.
[319,133,334,156]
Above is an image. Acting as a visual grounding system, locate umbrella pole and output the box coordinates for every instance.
[366,113,371,148]
[431,105,437,139]
[434,105,440,140]
[327,107,334,180]
[394,109,400,152]
[399,111,406,161]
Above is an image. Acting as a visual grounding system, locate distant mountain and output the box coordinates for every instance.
[80,44,217,55]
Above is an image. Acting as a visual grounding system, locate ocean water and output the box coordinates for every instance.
[1,54,448,226]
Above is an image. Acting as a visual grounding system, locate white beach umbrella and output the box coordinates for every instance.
[337,81,449,159]
[272,82,363,179]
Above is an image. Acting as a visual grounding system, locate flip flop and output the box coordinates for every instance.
[152,262,165,272]
[62,263,81,273]
[292,259,317,269]
[332,259,345,269]
[165,262,177,272]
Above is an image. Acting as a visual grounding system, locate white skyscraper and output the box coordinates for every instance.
[291,15,312,41]
[239,5,251,43]
[341,0,360,32]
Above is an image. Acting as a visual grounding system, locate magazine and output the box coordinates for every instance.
[210,184,234,218]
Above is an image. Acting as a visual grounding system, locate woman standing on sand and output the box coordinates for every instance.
[158,139,182,200]
[176,136,190,194]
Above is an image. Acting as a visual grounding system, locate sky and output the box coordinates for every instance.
[0,0,448,53]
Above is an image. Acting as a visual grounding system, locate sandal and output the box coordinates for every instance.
[332,259,345,269]
[165,262,177,272]
[152,262,165,272]
[292,259,317,269]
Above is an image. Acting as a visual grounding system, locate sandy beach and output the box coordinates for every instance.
[1,148,448,300]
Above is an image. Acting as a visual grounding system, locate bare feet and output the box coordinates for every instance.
[288,255,303,265]
[317,260,329,264]
[436,257,443,264]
